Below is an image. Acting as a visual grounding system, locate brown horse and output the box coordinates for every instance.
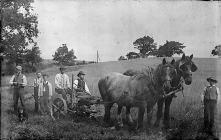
[123,54,198,129]
[98,58,177,129]
[154,54,197,129]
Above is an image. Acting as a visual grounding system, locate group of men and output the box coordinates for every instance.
[9,65,91,116]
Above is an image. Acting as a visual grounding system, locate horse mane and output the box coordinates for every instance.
[131,62,173,88]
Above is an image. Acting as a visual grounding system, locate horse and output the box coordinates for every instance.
[123,54,198,129]
[98,58,177,130]
[154,54,197,128]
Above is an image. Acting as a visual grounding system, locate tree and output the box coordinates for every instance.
[1,0,39,66]
[133,35,157,58]
[157,41,186,57]
[25,46,42,67]
[126,52,139,60]
[118,56,127,61]
[52,44,77,65]
[211,45,221,57]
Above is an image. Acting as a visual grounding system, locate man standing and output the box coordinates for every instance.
[33,72,43,113]
[55,66,71,100]
[9,66,27,112]
[73,71,91,96]
[201,77,220,135]
[38,73,53,117]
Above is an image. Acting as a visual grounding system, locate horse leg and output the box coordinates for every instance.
[163,96,173,129]
[116,105,123,128]
[126,106,133,126]
[146,105,153,127]
[154,98,164,127]
[104,103,113,125]
[137,106,145,130]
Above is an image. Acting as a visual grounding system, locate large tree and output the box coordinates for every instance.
[133,35,157,58]
[211,45,221,57]
[1,0,39,65]
[53,44,77,65]
[157,41,186,57]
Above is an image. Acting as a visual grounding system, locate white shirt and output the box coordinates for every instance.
[38,81,53,98]
[201,84,220,102]
[73,79,91,95]
[55,73,70,89]
[9,74,27,86]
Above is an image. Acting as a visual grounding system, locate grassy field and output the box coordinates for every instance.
[1,57,221,139]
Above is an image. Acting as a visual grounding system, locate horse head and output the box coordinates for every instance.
[158,58,177,92]
[178,54,197,85]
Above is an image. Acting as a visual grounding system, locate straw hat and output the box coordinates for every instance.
[207,77,217,83]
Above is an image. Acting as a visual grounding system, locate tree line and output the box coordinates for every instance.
[118,36,187,60]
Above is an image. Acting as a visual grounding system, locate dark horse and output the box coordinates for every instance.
[123,54,198,129]
[154,54,197,128]
[98,58,177,129]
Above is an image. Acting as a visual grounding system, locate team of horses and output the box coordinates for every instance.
[98,54,198,130]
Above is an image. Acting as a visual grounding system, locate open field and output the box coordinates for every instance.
[1,57,221,139]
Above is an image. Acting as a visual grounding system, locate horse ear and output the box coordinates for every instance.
[181,53,185,60]
[191,62,197,72]
[171,59,175,65]
[162,58,167,65]
[190,54,193,60]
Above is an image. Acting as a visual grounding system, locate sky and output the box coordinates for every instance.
[33,0,221,62]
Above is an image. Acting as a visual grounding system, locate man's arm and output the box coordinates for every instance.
[66,74,71,89]
[217,87,220,103]
[48,82,53,99]
[85,82,91,95]
[22,75,27,86]
[73,80,78,89]
[9,75,15,85]
[55,74,62,89]
[201,87,206,103]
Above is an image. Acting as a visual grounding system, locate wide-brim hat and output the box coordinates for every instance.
[77,71,86,77]
[207,77,217,83]
[16,65,22,70]
[59,65,66,70]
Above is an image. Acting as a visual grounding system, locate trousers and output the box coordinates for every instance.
[204,99,217,132]
[13,87,25,112]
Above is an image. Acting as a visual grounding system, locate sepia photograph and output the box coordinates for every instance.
[1,0,221,139]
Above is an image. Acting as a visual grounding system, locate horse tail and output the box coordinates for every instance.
[98,76,109,100]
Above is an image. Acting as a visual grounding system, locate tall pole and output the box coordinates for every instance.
[97,50,98,63]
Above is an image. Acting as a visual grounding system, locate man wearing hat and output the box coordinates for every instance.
[201,77,220,135]
[9,65,27,112]
[55,65,71,100]
[73,71,91,95]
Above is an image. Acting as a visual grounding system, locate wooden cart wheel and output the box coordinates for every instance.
[52,97,67,119]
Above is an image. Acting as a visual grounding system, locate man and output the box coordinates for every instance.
[9,65,27,112]
[55,65,71,100]
[38,73,54,119]
[73,71,91,96]
[201,77,220,135]
[33,72,43,113]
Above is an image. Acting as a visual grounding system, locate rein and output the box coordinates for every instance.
[162,76,184,98]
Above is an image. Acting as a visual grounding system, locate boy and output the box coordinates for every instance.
[39,73,54,120]
[33,72,43,113]
[201,77,220,135]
